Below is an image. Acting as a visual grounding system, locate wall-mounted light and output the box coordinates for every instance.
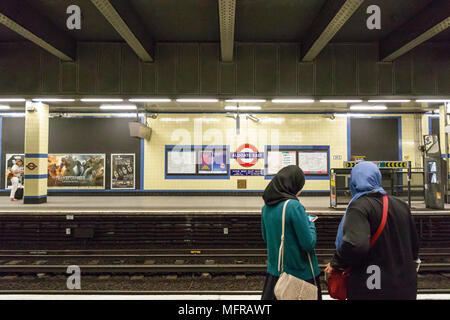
[224,106,261,111]
[99,104,137,110]
[81,98,124,102]
[0,105,11,110]
[349,105,387,110]
[176,98,218,103]
[129,98,171,102]
[0,98,25,102]
[32,98,75,102]
[225,99,266,103]
[416,99,450,103]
[320,99,363,103]
[368,100,410,103]
[271,99,314,103]
[246,114,260,122]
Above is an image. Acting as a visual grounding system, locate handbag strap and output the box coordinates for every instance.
[277,200,317,286]
[369,195,389,247]
[277,200,290,273]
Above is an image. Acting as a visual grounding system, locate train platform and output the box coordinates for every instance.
[0,196,449,215]
[0,293,448,300]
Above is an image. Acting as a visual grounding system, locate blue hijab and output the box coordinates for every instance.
[335,161,386,249]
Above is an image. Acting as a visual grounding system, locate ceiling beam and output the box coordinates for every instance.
[218,0,236,62]
[0,1,75,61]
[380,0,450,62]
[301,0,363,62]
[90,0,153,62]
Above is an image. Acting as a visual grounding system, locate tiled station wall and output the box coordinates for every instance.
[0,112,442,193]
[144,113,427,192]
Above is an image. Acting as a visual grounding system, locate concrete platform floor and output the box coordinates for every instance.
[0,293,448,300]
[0,196,448,213]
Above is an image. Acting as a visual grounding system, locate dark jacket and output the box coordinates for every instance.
[331,194,419,300]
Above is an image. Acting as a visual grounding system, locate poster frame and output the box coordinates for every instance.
[47,153,106,189]
[165,145,230,179]
[4,153,24,189]
[110,153,136,190]
[264,145,330,179]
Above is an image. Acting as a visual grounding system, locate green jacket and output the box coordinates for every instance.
[261,199,320,280]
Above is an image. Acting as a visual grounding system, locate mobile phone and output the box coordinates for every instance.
[308,215,318,222]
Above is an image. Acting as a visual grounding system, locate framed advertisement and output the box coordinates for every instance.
[48,154,105,189]
[167,149,196,174]
[165,145,229,178]
[111,153,136,189]
[5,154,24,189]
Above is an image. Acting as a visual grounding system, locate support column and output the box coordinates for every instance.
[439,104,449,202]
[23,101,49,204]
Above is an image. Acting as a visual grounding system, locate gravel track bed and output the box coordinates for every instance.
[0,273,448,292]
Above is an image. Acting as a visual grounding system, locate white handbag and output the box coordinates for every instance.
[274,200,318,300]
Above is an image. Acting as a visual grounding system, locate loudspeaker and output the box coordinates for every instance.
[129,122,152,140]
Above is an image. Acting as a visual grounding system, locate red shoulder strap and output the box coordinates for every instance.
[370,195,388,247]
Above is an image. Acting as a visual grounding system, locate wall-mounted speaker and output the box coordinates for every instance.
[129,122,152,140]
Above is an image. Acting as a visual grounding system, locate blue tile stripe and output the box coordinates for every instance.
[24,174,48,179]
[25,153,48,158]
[24,195,47,199]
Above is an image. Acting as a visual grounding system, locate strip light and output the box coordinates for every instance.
[225,99,266,103]
[368,100,411,103]
[176,99,219,103]
[225,106,261,111]
[32,98,75,102]
[129,98,171,102]
[320,99,363,103]
[0,98,25,102]
[416,99,450,103]
[99,104,137,110]
[271,99,314,103]
[350,105,387,110]
[0,105,11,109]
[81,98,124,102]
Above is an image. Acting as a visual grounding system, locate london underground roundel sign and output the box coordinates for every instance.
[233,144,263,167]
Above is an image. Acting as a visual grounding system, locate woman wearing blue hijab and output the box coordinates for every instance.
[335,161,387,249]
[326,161,420,300]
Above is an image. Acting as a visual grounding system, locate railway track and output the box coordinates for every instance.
[0,289,449,295]
[0,248,448,274]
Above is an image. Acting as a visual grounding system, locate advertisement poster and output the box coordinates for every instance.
[198,149,227,174]
[48,154,105,189]
[167,150,196,174]
[4,154,24,189]
[267,151,296,175]
[111,154,135,189]
[298,151,328,174]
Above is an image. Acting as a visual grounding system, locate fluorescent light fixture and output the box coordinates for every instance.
[99,104,137,110]
[32,98,75,102]
[159,118,189,122]
[271,99,314,103]
[320,99,363,103]
[225,106,261,111]
[0,98,25,102]
[416,99,450,103]
[0,105,11,109]
[129,98,171,102]
[350,105,387,110]
[81,98,124,102]
[225,99,266,103]
[368,100,411,103]
[176,99,219,103]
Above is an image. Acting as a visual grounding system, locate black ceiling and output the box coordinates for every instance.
[0,0,446,43]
